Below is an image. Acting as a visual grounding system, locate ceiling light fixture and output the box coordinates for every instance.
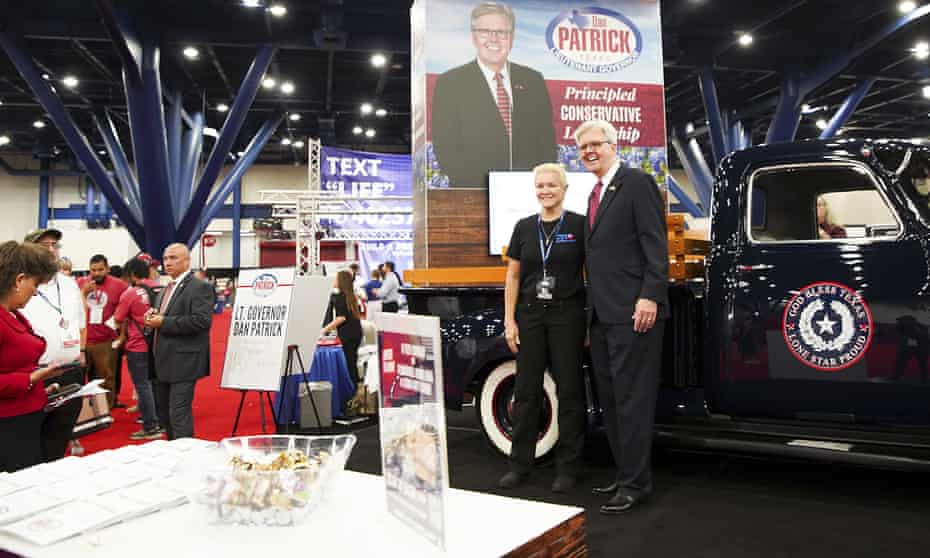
[371,53,387,68]
[237,151,245,157]
[914,41,930,60]
[281,137,292,145]
[262,77,277,89]
[294,140,305,148]
[183,46,200,60]
[41,73,50,80]
[816,119,828,130]
[61,75,79,88]
[684,122,695,134]
[241,0,263,7]
[203,127,219,138]
[924,85,930,99]
[216,103,229,112]
[365,128,376,138]
[352,126,363,135]
[738,33,753,47]
[33,120,46,129]
[375,108,387,117]
[899,1,917,13]
[280,81,295,94]
[268,4,287,17]
[360,103,373,115]
[0,136,9,146]
[289,113,301,121]
[98,149,106,155]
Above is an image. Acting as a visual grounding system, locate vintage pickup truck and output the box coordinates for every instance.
[403,138,930,469]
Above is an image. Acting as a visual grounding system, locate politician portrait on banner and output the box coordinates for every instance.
[423,0,667,191]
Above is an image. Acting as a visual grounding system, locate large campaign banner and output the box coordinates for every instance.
[421,0,667,190]
[320,147,414,278]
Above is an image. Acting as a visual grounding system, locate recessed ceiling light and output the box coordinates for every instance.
[352,126,363,135]
[289,113,301,121]
[685,122,695,134]
[280,81,295,94]
[836,129,845,136]
[816,119,828,130]
[375,108,387,117]
[0,99,4,106]
[61,75,79,88]
[237,151,245,157]
[268,4,287,17]
[294,140,305,148]
[262,77,277,89]
[98,149,106,155]
[216,103,229,112]
[360,103,373,115]
[738,33,753,47]
[33,120,46,129]
[899,1,917,14]
[41,73,50,80]
[914,41,930,60]
[241,0,263,7]
[203,127,219,138]
[371,53,387,68]
[281,137,292,145]
[365,128,375,138]
[923,85,930,99]
[0,136,10,146]
[183,46,200,60]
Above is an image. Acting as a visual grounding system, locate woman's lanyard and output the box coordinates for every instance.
[537,212,564,277]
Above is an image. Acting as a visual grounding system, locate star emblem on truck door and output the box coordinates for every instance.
[815,314,837,335]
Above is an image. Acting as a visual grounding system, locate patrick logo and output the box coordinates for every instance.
[252,273,278,298]
[545,7,643,73]
[782,282,872,371]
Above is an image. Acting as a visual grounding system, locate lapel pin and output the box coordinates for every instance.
[608,186,616,191]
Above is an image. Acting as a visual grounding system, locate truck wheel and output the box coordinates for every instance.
[476,360,559,460]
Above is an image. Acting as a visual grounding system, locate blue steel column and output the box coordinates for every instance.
[167,90,183,224]
[121,37,175,256]
[819,78,876,139]
[94,111,142,221]
[178,111,204,222]
[232,177,241,270]
[177,45,276,243]
[190,115,284,246]
[666,175,703,218]
[38,159,50,227]
[0,31,145,245]
[698,67,727,166]
[85,179,95,223]
[765,74,804,144]
[670,128,713,215]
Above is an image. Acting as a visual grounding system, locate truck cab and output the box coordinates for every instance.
[404,139,930,468]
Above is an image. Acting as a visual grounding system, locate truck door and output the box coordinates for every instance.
[719,159,930,425]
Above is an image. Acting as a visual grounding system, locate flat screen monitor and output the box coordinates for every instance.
[487,171,597,255]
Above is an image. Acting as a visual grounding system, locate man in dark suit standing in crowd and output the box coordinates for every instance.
[577,120,668,515]
[144,243,213,439]
[430,1,557,188]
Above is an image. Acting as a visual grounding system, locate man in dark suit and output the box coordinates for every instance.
[430,1,557,188]
[577,120,668,514]
[144,243,213,439]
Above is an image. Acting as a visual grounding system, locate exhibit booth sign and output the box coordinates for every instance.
[221,268,333,392]
[411,0,667,267]
[374,312,450,550]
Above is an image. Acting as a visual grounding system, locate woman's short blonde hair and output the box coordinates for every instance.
[533,162,568,188]
[817,195,838,227]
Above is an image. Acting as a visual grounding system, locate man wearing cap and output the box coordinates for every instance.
[21,228,86,460]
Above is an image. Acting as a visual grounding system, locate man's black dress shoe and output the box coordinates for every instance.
[600,493,643,515]
[498,471,528,489]
[551,475,576,493]
[591,481,619,495]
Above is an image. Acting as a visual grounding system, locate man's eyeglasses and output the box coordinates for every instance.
[38,241,61,249]
[579,141,610,152]
[472,28,512,39]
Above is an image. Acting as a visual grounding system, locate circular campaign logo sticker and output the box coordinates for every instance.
[251,273,278,298]
[782,282,873,371]
[545,7,643,74]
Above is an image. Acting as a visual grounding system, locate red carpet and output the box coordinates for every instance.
[77,309,277,455]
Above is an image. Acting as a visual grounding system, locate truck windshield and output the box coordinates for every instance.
[878,147,930,224]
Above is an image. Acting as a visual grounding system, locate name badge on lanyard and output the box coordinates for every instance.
[536,213,564,301]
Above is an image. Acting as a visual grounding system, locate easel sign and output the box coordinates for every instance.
[221,269,332,393]
[373,312,450,551]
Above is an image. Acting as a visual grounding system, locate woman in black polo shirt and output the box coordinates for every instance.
[498,163,586,493]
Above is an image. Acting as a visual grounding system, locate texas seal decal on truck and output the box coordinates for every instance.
[545,7,643,73]
[782,282,873,371]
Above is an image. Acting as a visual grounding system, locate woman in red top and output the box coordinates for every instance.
[0,241,66,472]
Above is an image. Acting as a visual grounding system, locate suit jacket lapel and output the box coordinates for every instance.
[164,273,193,315]
[590,166,629,237]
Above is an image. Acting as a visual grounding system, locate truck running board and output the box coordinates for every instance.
[655,425,930,471]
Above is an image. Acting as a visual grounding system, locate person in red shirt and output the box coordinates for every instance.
[114,258,163,440]
[0,241,69,472]
[78,254,127,408]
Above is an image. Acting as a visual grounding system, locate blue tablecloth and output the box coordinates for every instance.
[274,345,356,424]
